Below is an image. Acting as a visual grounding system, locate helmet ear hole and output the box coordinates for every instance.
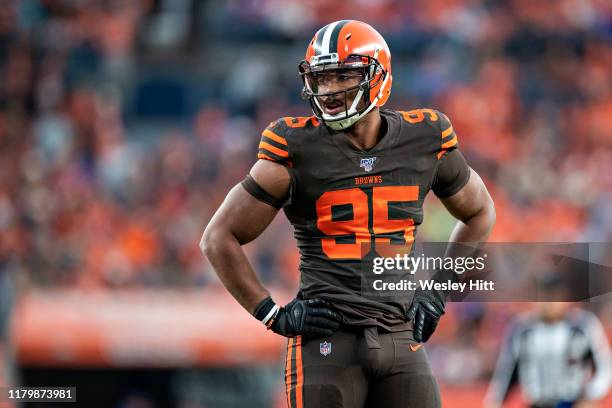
[298,60,310,75]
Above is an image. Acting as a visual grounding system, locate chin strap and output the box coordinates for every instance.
[326,97,376,130]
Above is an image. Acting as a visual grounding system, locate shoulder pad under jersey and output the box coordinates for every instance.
[257,116,320,167]
[398,108,459,159]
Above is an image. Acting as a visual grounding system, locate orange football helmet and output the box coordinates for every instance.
[299,20,392,131]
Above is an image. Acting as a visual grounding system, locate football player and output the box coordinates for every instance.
[202,20,495,408]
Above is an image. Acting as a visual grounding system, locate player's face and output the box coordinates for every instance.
[538,302,570,321]
[309,69,366,116]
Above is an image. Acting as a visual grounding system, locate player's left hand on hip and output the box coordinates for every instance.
[406,288,446,343]
[253,296,342,338]
[272,298,342,338]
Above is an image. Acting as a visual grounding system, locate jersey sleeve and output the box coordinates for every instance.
[431,149,471,198]
[431,111,470,198]
[257,119,293,167]
[436,111,459,160]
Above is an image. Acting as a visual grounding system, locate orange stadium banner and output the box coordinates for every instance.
[11,289,288,367]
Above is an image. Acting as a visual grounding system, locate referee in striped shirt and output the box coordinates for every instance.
[485,302,611,408]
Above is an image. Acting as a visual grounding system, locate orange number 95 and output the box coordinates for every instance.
[316,186,418,259]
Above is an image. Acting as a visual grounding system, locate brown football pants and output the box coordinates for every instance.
[284,327,441,408]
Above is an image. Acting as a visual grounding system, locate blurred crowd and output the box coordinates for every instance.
[0,0,611,391]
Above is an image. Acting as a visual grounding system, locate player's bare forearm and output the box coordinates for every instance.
[440,168,496,255]
[202,235,269,313]
[201,185,274,313]
[200,160,291,314]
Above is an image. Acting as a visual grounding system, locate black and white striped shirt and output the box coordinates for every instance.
[486,308,611,407]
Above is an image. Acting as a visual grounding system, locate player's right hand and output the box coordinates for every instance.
[271,298,342,338]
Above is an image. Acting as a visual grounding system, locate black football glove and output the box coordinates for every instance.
[406,287,446,343]
[253,297,342,338]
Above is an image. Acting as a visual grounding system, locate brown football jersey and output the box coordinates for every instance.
[257,108,464,331]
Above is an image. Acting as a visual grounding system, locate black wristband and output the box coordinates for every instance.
[253,296,279,327]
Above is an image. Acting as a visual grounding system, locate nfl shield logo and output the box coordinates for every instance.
[319,341,332,356]
[360,157,376,172]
